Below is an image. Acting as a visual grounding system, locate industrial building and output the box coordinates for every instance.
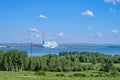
[41,29,58,48]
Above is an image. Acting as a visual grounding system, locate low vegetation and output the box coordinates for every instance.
[0,71,120,80]
[35,71,46,76]
[0,50,120,79]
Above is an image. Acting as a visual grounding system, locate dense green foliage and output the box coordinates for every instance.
[0,50,120,74]
[0,50,28,71]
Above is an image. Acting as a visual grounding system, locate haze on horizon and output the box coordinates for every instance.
[0,0,120,44]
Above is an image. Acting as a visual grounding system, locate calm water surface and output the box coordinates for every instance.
[1,47,120,56]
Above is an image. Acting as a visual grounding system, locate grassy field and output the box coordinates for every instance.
[0,71,120,80]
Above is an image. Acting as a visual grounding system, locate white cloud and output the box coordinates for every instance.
[36,34,41,38]
[29,37,33,40]
[81,10,94,17]
[111,29,118,33]
[29,28,39,33]
[109,8,116,13]
[104,0,120,4]
[58,32,65,37]
[39,14,47,19]
[97,32,103,38]
[104,31,108,34]
[87,27,91,30]
[109,8,113,12]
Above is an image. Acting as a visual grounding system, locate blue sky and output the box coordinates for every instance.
[0,0,120,44]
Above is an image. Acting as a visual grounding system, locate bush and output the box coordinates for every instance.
[114,65,120,72]
[80,63,93,71]
[94,74,103,77]
[73,73,87,77]
[56,73,65,77]
[35,71,46,76]
[56,67,63,72]
[105,74,112,77]
[49,68,57,72]
[90,74,94,77]
[110,70,119,77]
[69,75,73,77]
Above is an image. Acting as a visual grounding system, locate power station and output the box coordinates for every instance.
[41,29,58,48]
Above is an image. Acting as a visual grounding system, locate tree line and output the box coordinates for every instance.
[0,50,120,72]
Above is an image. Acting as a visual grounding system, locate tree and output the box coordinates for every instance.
[72,58,80,71]
[61,57,72,72]
[28,57,40,71]
[55,57,62,72]
[2,50,28,71]
[48,54,58,72]
[2,53,9,71]
[100,58,114,73]
[0,50,4,70]
[18,51,28,71]
[40,57,49,71]
[113,54,120,63]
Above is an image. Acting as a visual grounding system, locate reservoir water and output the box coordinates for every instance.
[0,43,120,56]
[0,47,120,56]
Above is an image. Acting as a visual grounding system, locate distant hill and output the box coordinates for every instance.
[0,43,120,48]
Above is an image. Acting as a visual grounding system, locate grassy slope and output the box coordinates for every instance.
[0,71,120,80]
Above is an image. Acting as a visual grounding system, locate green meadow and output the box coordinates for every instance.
[0,71,120,80]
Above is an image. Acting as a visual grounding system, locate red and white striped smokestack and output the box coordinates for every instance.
[42,29,45,45]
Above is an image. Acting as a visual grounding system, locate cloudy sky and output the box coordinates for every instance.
[0,0,120,44]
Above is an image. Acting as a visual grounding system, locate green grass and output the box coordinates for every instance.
[114,64,120,67]
[0,71,120,80]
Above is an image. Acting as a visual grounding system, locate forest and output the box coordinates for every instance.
[0,49,120,75]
